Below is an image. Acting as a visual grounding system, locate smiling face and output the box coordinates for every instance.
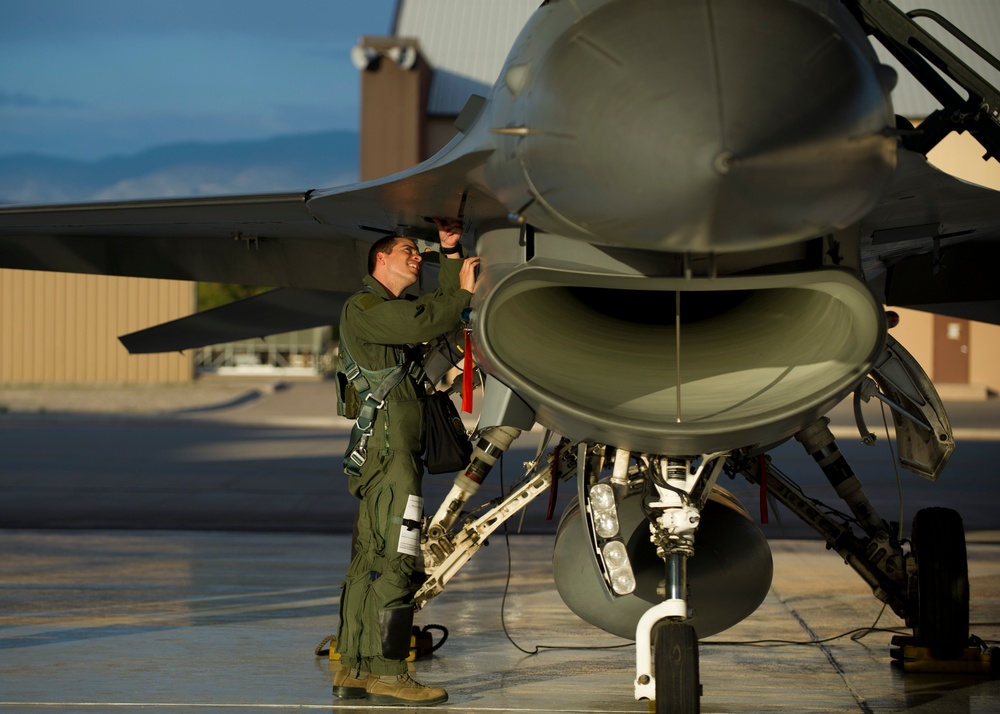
[373,237,422,297]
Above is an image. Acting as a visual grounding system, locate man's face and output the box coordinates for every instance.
[381,237,422,287]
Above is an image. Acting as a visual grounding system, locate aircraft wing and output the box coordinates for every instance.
[117,287,351,354]
[0,134,502,292]
[0,192,363,290]
[858,148,1000,325]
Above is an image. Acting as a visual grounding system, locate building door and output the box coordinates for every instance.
[933,315,970,384]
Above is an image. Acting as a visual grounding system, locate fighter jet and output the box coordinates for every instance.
[2,1,999,711]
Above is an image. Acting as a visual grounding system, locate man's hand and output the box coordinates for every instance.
[433,218,463,259]
[459,257,480,294]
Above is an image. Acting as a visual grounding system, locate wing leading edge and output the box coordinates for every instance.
[0,132,503,292]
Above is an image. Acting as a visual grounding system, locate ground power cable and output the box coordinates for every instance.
[711,402,913,649]
[496,452,633,656]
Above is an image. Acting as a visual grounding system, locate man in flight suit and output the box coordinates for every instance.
[333,219,479,705]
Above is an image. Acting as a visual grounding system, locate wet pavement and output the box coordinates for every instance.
[1,378,999,712]
[1,530,998,712]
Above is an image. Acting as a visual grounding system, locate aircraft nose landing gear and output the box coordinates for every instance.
[635,454,728,714]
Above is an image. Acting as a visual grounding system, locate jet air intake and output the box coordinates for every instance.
[474,266,884,455]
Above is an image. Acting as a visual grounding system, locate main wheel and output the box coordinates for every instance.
[911,507,969,656]
[653,621,700,714]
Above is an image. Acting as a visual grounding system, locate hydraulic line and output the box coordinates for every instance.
[426,425,521,538]
[795,418,883,536]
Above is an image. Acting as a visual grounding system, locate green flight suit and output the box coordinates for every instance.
[336,256,471,676]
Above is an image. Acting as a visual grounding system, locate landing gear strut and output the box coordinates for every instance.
[727,332,971,664]
[729,452,971,654]
[634,453,728,714]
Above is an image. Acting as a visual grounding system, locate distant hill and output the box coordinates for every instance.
[0,131,359,205]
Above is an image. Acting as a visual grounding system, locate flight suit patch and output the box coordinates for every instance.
[356,293,384,310]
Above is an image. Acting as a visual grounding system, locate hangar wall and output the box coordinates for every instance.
[0,269,194,384]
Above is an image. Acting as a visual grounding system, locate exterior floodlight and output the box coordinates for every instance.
[387,45,418,70]
[350,45,380,71]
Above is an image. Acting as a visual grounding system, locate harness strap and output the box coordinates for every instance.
[342,286,426,477]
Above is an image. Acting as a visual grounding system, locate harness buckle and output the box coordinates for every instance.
[345,444,368,477]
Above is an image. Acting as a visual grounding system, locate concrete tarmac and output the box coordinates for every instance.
[1,378,999,712]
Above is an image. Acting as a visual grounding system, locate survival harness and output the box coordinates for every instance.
[336,287,426,478]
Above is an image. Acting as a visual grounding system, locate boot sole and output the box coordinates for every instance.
[332,685,367,699]
[365,692,448,706]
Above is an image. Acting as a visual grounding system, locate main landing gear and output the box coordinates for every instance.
[729,454,971,667]
[910,506,970,655]
[725,338,973,679]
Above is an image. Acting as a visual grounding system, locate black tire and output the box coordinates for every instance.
[654,621,700,714]
[911,507,969,655]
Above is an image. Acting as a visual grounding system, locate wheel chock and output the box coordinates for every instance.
[320,625,449,664]
[890,635,1000,674]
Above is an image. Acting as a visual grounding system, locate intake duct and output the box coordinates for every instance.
[474,266,884,454]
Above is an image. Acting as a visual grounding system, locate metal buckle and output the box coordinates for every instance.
[347,445,367,469]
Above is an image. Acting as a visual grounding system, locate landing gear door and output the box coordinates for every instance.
[863,334,954,481]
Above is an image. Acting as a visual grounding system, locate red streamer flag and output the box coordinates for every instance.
[462,330,474,413]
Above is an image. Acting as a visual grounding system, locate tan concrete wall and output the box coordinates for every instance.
[0,269,195,384]
[970,321,1000,393]
[887,307,934,377]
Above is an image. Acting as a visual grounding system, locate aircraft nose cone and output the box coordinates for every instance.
[510,0,896,252]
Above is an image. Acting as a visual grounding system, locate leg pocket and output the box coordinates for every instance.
[378,605,415,660]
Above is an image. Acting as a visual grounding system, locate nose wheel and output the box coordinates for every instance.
[654,620,701,714]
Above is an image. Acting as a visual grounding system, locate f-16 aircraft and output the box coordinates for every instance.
[2,0,999,711]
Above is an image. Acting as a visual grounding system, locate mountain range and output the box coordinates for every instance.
[0,131,360,205]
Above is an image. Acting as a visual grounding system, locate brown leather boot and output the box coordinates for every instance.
[365,672,448,706]
[332,666,369,699]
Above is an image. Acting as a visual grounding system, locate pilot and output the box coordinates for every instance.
[333,219,479,706]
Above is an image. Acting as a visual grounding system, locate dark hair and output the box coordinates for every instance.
[368,235,401,274]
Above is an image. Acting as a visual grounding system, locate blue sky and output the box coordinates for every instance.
[0,1,398,160]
